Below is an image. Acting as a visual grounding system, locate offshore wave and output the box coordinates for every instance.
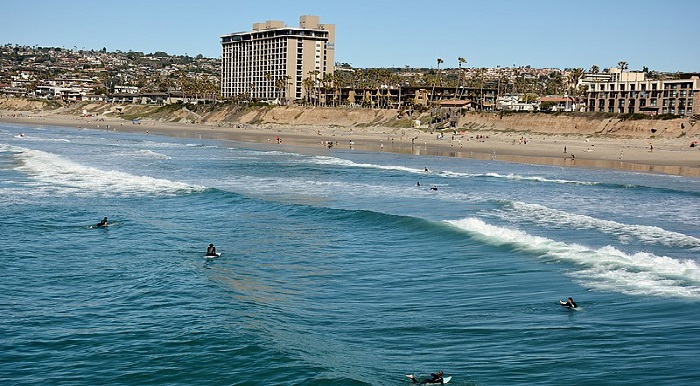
[3,144,205,197]
[306,155,700,196]
[308,156,600,184]
[499,202,700,249]
[445,217,700,299]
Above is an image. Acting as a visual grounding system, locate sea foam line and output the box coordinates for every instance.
[309,156,600,184]
[8,145,204,197]
[504,202,700,249]
[445,217,700,299]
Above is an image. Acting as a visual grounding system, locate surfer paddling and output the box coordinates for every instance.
[407,371,445,384]
[95,217,108,227]
[560,297,578,308]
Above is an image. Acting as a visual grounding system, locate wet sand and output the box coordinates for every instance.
[3,113,700,178]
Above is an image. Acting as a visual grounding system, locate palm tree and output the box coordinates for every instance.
[264,72,273,100]
[567,68,584,90]
[275,75,291,105]
[431,57,443,103]
[567,68,585,111]
[590,65,600,74]
[456,57,467,98]
[617,61,628,71]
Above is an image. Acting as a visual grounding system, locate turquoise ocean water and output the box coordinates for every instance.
[1,123,699,385]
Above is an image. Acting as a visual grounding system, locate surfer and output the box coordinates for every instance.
[430,185,438,191]
[407,371,445,384]
[95,217,108,227]
[560,297,578,308]
[206,243,217,256]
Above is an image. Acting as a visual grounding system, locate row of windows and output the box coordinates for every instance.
[588,90,695,98]
[591,107,693,114]
[590,98,693,106]
[590,82,696,92]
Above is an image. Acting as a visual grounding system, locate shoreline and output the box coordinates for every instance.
[2,112,700,178]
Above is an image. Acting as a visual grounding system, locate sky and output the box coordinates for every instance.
[2,0,699,72]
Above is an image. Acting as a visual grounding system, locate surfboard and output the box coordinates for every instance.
[406,375,451,384]
[88,223,115,229]
[204,252,221,258]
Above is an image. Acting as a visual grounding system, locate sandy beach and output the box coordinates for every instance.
[2,111,700,178]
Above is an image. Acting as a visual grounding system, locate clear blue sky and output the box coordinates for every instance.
[2,0,698,72]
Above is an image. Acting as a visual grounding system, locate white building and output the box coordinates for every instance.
[220,15,335,103]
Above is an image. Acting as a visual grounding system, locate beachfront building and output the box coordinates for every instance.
[220,15,335,104]
[580,68,699,117]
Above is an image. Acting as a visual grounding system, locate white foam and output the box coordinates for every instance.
[7,144,204,197]
[310,156,425,174]
[505,202,700,249]
[478,172,598,185]
[445,217,700,299]
[133,149,171,159]
[308,156,600,185]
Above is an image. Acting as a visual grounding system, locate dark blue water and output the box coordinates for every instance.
[2,124,700,385]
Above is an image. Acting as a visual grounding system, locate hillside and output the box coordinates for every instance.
[1,97,697,140]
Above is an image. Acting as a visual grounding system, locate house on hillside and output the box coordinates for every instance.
[537,96,580,112]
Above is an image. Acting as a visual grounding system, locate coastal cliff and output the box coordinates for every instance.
[1,97,697,140]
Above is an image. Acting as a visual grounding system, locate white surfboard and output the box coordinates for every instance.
[204,252,221,258]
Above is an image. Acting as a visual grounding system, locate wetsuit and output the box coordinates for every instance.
[560,300,577,308]
[411,374,444,384]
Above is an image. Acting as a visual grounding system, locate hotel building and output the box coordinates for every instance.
[220,15,335,103]
[581,68,699,117]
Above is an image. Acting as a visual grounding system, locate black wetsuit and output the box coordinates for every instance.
[411,374,444,384]
[206,246,217,256]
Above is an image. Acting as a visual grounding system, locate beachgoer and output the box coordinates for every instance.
[560,297,577,308]
[96,217,108,227]
[407,371,445,384]
[206,243,217,256]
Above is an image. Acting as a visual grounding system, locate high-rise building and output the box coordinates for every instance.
[220,15,335,103]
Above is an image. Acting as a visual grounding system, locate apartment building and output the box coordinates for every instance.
[220,15,335,103]
[581,68,699,117]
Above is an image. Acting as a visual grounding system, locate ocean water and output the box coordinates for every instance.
[1,123,699,386]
